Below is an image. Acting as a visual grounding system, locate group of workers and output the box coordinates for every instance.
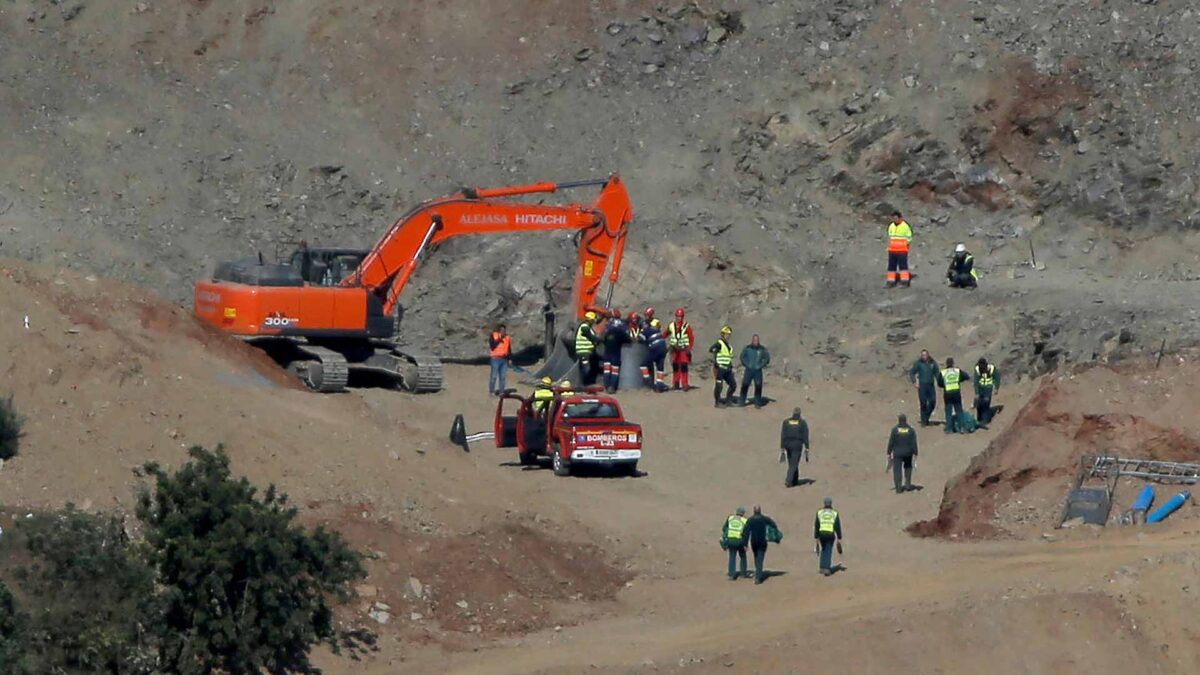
[885,211,979,289]
[572,308,773,407]
[909,349,1000,433]
[721,497,844,580]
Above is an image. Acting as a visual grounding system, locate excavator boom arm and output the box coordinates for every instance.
[346,176,633,320]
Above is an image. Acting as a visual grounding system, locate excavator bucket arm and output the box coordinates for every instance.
[345,176,634,321]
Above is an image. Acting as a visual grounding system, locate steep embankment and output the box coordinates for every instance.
[2,1,1200,375]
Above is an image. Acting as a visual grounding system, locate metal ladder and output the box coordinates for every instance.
[1087,455,1200,484]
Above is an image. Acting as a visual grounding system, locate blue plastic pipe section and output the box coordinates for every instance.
[1146,490,1190,524]
[1132,484,1156,512]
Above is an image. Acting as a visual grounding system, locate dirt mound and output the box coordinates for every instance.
[911,359,1200,539]
[317,503,630,645]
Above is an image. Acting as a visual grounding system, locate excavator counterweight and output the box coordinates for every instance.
[193,176,634,393]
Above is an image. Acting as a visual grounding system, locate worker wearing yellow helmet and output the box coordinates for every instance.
[575,311,601,386]
[709,325,737,408]
[532,376,554,417]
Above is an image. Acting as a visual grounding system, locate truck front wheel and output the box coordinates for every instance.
[552,452,571,477]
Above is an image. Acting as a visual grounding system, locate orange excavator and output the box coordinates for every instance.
[193,176,634,393]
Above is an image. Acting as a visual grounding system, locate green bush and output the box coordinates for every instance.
[0,395,23,460]
[4,507,158,674]
[138,446,364,674]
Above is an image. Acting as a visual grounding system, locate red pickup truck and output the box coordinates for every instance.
[494,388,642,477]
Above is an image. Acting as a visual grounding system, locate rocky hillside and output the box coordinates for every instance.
[2,0,1198,377]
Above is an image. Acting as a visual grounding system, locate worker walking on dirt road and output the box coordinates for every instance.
[885,211,913,288]
[973,357,1000,424]
[744,505,780,584]
[488,324,512,396]
[936,357,970,434]
[780,407,811,488]
[575,312,601,387]
[721,506,749,581]
[667,308,695,390]
[814,497,843,576]
[710,326,737,408]
[887,414,919,493]
[909,349,940,426]
[639,307,668,391]
[602,308,631,393]
[738,334,771,407]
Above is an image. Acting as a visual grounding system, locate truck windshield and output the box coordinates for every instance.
[562,401,621,419]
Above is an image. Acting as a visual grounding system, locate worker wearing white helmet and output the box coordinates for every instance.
[947,243,978,289]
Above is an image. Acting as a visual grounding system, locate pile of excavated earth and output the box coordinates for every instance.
[3,1,1200,673]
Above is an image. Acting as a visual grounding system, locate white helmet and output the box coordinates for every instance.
[954,243,966,253]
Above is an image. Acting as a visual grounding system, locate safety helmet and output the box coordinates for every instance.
[629,311,640,322]
[675,307,685,318]
[645,307,655,318]
[584,311,597,322]
[540,376,552,385]
[720,325,732,335]
[955,243,966,253]
[561,380,572,389]
[610,308,621,318]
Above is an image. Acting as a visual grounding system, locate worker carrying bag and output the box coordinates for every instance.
[766,524,784,544]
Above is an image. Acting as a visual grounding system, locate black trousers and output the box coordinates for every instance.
[892,454,914,490]
[918,384,936,425]
[714,367,736,403]
[944,391,963,433]
[752,545,768,582]
[975,391,993,424]
[785,446,804,486]
[949,272,976,288]
[577,355,598,386]
[739,368,764,403]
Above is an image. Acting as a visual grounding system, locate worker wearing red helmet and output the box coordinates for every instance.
[627,311,642,342]
[667,307,695,390]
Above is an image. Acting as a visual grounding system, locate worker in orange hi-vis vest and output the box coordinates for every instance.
[885,211,913,288]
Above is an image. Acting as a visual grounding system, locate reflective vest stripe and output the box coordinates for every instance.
[726,515,747,542]
[888,221,913,253]
[533,388,554,412]
[575,323,595,356]
[668,321,691,349]
[976,364,994,388]
[715,340,733,368]
[817,509,838,535]
[942,368,961,392]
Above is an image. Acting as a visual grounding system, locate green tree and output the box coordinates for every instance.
[0,395,23,460]
[6,507,158,674]
[137,446,364,674]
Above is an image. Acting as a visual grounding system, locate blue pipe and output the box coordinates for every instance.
[1147,490,1190,524]
[1132,485,1156,512]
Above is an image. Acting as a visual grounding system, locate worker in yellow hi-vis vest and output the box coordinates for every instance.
[721,506,749,581]
[936,357,971,434]
[709,326,737,408]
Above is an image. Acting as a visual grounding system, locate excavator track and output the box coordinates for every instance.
[293,345,350,393]
[393,350,443,393]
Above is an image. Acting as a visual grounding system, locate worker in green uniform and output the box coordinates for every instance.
[908,349,940,426]
[813,497,843,576]
[973,357,1000,424]
[886,414,918,493]
[936,357,970,434]
[709,326,737,408]
[721,506,749,581]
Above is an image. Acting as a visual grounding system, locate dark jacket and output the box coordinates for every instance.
[887,424,918,458]
[739,344,771,371]
[780,415,810,450]
[909,358,940,387]
[744,513,778,548]
[813,510,843,540]
[603,319,630,351]
[640,323,666,354]
[948,252,975,277]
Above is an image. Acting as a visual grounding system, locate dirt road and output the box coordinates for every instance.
[346,367,1200,674]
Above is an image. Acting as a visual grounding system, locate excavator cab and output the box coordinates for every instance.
[289,247,369,286]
